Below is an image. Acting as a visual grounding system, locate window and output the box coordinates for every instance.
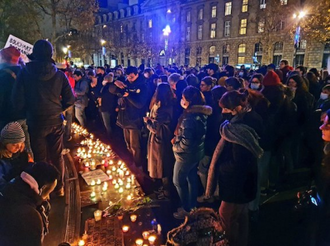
[242,0,248,12]
[210,46,216,56]
[198,8,203,20]
[260,0,266,9]
[280,0,288,5]
[240,19,247,35]
[222,56,229,65]
[299,39,307,50]
[258,20,265,33]
[274,42,283,52]
[211,6,217,18]
[198,25,203,40]
[224,21,231,37]
[210,23,216,39]
[223,44,230,54]
[225,2,232,16]
[196,47,202,56]
[276,21,285,31]
[148,19,152,28]
[255,43,263,53]
[294,54,304,67]
[238,43,246,53]
[187,11,191,22]
[238,56,245,64]
[186,26,191,41]
[120,25,123,33]
[185,48,191,56]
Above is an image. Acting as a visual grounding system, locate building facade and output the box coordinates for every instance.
[94,0,329,69]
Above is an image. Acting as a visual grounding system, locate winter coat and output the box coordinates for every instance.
[0,65,25,124]
[0,151,31,189]
[173,105,212,163]
[0,178,45,246]
[146,102,175,179]
[292,90,315,128]
[12,61,75,127]
[74,78,89,108]
[99,82,118,113]
[109,74,148,129]
[217,111,262,203]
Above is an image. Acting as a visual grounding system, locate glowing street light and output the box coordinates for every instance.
[100,39,106,45]
[293,10,307,19]
[62,47,68,54]
[162,25,171,36]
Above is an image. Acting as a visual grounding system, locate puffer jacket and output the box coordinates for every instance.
[173,105,212,163]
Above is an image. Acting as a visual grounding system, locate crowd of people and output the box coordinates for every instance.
[1,39,330,246]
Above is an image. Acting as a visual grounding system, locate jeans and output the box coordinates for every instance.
[29,124,65,189]
[219,201,249,246]
[64,106,74,141]
[123,128,142,167]
[173,161,198,211]
[100,111,116,137]
[75,106,86,127]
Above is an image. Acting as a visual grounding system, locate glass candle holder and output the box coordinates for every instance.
[94,210,102,221]
[135,239,143,246]
[122,225,129,232]
[148,235,156,245]
[130,214,137,222]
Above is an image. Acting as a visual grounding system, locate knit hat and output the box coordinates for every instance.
[0,46,20,64]
[0,122,25,145]
[27,39,53,61]
[263,70,281,86]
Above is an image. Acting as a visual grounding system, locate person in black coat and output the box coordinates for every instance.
[109,66,148,169]
[0,162,59,246]
[12,40,74,197]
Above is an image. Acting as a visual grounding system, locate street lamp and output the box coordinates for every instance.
[292,10,307,67]
[162,25,171,65]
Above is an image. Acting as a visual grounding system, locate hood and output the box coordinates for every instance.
[187,105,213,116]
[25,60,57,81]
[128,74,146,87]
[0,64,21,74]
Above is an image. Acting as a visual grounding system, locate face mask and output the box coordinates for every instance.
[180,99,189,109]
[239,72,244,77]
[320,92,328,100]
[250,83,260,90]
[222,113,233,121]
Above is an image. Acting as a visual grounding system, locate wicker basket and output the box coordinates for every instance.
[167,207,229,246]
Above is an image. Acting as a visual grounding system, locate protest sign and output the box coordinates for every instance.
[4,35,33,63]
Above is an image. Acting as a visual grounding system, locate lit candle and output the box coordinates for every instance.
[109,175,113,180]
[90,191,96,198]
[90,180,96,186]
[125,171,130,176]
[157,224,162,235]
[102,185,108,192]
[96,179,101,185]
[142,231,150,239]
[126,183,131,189]
[110,160,114,165]
[112,179,117,184]
[78,239,85,246]
[106,170,111,175]
[118,187,124,193]
[114,183,119,189]
[148,235,156,245]
[112,166,116,172]
[118,160,122,165]
[94,210,102,221]
[85,162,89,167]
[135,239,143,246]
[130,214,137,222]
[117,214,123,220]
[122,225,129,232]
[127,195,132,201]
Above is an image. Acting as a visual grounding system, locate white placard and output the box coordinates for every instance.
[81,169,109,185]
[4,35,33,63]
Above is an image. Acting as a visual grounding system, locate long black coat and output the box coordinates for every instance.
[146,103,174,178]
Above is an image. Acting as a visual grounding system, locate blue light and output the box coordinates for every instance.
[163,25,171,36]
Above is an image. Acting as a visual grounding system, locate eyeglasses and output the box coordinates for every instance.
[200,83,207,87]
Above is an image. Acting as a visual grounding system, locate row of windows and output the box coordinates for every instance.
[185,18,284,40]
[186,0,288,22]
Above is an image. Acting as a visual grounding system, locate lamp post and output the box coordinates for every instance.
[162,25,171,65]
[100,39,106,66]
[292,11,306,67]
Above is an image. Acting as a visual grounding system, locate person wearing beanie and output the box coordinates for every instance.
[263,70,282,87]
[12,39,75,197]
[0,122,32,189]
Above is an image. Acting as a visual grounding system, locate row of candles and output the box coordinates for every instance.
[72,123,159,245]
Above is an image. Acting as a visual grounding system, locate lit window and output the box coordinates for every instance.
[225,2,232,16]
[148,19,152,28]
[240,19,247,35]
[300,40,307,50]
[238,43,246,53]
[212,6,217,18]
[258,20,265,33]
[198,25,203,40]
[280,0,288,5]
[242,0,248,12]
[210,46,216,55]
[238,56,245,64]
[224,21,231,37]
[187,11,191,22]
[186,26,191,41]
[260,0,266,9]
[210,23,216,39]
[198,8,203,20]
